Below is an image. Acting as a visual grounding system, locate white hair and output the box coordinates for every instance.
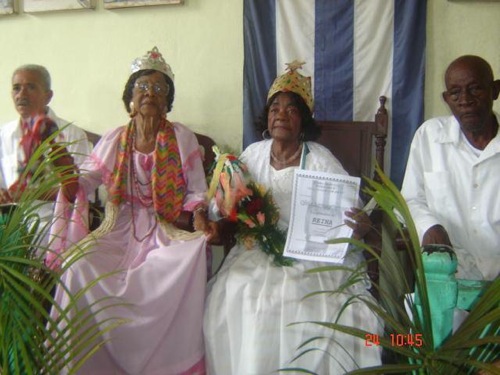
[13,64,52,91]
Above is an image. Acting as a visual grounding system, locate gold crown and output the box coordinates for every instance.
[267,60,313,112]
[131,46,174,82]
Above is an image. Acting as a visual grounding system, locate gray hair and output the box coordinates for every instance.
[12,64,52,91]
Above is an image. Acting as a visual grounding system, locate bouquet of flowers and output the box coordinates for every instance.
[207,147,293,266]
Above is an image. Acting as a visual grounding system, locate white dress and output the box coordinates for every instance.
[203,140,382,375]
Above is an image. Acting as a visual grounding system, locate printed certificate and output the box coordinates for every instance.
[283,170,360,263]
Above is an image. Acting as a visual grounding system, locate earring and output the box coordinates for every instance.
[129,101,137,118]
[262,129,271,140]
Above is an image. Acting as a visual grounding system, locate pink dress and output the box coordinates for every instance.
[49,123,208,375]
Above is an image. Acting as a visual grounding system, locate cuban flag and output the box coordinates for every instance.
[243,0,427,187]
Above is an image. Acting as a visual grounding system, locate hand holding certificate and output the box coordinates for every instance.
[283,170,361,263]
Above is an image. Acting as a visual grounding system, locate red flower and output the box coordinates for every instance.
[246,197,264,216]
[228,207,238,222]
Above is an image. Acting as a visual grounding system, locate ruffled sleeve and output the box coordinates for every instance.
[46,127,124,269]
[173,122,208,211]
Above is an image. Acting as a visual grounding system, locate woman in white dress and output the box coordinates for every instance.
[203,63,382,374]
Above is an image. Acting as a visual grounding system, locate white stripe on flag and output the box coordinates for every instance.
[353,0,394,121]
[276,0,315,81]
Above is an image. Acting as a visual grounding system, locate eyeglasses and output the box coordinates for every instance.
[134,81,169,95]
[445,85,486,102]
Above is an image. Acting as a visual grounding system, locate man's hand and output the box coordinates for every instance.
[422,224,452,247]
[0,188,13,204]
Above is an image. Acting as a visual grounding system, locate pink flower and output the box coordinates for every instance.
[217,170,253,220]
[243,218,256,228]
[256,212,265,226]
[231,171,253,203]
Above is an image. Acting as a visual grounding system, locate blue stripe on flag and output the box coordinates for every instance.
[392,0,426,187]
[243,0,276,147]
[314,0,354,121]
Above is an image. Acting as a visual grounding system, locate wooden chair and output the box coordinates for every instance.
[84,131,101,149]
[316,96,388,198]
[83,131,105,231]
[316,96,389,296]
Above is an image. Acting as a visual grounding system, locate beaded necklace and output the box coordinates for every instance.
[128,140,157,242]
[108,118,186,223]
[130,149,153,207]
[270,143,303,166]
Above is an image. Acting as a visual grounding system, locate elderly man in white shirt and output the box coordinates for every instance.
[0,64,91,245]
[401,55,500,281]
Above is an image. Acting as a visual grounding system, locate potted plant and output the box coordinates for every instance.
[293,164,499,375]
[0,131,124,374]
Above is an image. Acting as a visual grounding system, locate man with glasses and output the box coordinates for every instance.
[401,55,500,281]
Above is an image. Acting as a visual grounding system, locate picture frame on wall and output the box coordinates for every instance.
[23,0,95,13]
[103,0,182,10]
[0,0,16,15]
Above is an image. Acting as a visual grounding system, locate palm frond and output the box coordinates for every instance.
[1,131,126,374]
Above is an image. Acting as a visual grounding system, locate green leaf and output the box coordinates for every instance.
[1,127,126,373]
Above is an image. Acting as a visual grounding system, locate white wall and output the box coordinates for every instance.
[0,0,243,150]
[1,1,499,151]
[426,1,500,118]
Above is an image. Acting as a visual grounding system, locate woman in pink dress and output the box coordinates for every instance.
[47,47,212,375]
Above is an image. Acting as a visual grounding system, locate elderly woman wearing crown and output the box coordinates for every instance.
[203,62,382,374]
[47,47,212,374]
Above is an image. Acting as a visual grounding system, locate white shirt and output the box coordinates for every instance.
[0,107,92,245]
[0,107,91,189]
[401,113,500,280]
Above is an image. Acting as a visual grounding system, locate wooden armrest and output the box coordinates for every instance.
[209,219,237,256]
[395,227,411,252]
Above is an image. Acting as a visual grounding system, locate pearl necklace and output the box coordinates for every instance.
[270,143,303,166]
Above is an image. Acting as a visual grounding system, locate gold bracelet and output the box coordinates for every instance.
[194,205,207,214]
[192,206,207,232]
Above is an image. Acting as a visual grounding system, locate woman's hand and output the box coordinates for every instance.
[51,145,79,203]
[193,209,221,243]
[344,207,372,240]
